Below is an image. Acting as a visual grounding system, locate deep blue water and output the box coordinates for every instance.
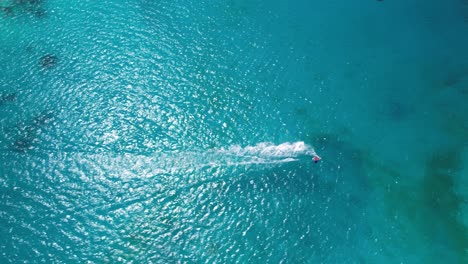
[1,0,467,263]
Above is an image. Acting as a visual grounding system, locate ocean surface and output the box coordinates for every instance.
[1,0,467,263]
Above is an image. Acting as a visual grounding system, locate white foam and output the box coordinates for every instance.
[44,141,317,179]
[219,141,317,159]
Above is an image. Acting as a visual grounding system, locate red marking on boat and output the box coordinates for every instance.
[312,155,321,163]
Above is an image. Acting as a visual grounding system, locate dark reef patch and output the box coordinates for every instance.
[0,0,46,18]
[0,93,17,106]
[39,54,57,69]
[0,6,14,16]
[422,61,468,95]
[441,113,468,143]
[442,68,468,89]
[373,147,468,263]
[421,150,467,262]
[32,110,54,126]
[382,99,413,121]
[31,6,45,17]
[25,44,34,52]
[8,110,55,152]
[12,137,34,151]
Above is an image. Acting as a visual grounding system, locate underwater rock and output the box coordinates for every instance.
[380,100,412,121]
[1,0,45,17]
[39,54,57,69]
[32,110,54,125]
[0,6,13,16]
[9,110,54,152]
[32,6,44,17]
[442,70,467,88]
[12,138,33,151]
[379,147,467,262]
[25,44,34,52]
[0,93,17,105]
[14,0,42,5]
[421,150,467,261]
[11,122,37,151]
[386,101,408,120]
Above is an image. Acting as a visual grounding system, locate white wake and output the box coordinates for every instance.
[153,141,317,175]
[218,141,317,159]
[54,141,318,179]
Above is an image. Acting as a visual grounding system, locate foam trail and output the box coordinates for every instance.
[17,142,317,179]
[143,141,317,175]
[219,141,317,159]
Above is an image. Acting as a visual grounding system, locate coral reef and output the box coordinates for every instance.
[39,54,57,69]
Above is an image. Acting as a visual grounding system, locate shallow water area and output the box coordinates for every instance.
[1,0,467,263]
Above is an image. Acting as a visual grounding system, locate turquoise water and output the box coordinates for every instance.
[1,0,467,262]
